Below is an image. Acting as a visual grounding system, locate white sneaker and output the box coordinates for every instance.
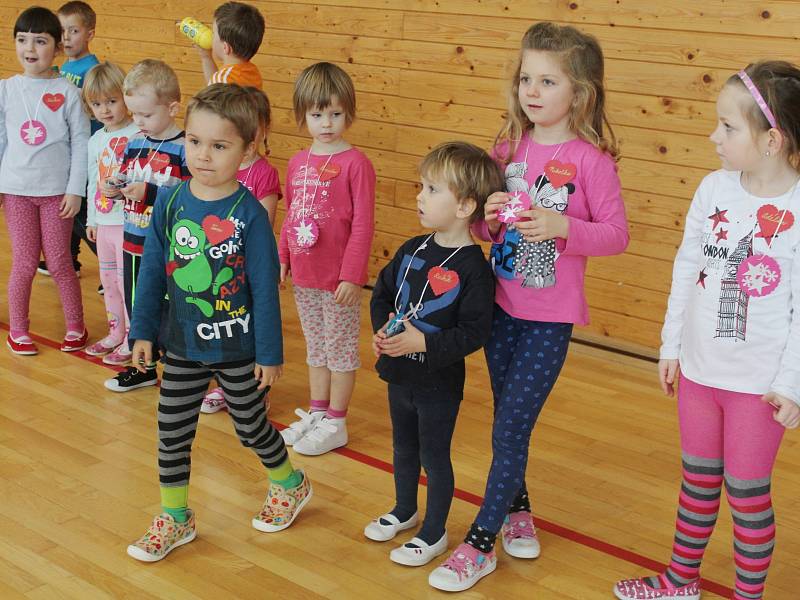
[293,417,347,456]
[501,511,541,559]
[280,409,324,446]
[428,543,497,592]
[390,532,448,566]
[364,512,419,542]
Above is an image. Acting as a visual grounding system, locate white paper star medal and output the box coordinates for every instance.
[497,191,531,224]
[293,218,319,248]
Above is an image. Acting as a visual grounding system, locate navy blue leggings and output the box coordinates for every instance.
[473,305,572,534]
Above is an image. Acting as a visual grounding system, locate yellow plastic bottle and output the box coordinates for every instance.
[178,17,213,50]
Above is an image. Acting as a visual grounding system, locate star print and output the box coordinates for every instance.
[22,123,43,144]
[506,193,524,208]
[708,206,729,230]
[697,268,708,288]
[715,228,728,243]
[293,220,316,245]
[499,205,520,222]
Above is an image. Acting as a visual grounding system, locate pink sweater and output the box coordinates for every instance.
[473,136,629,325]
[279,147,376,291]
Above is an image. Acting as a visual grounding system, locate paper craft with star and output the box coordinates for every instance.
[497,191,532,224]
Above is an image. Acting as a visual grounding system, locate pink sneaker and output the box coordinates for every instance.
[103,343,132,366]
[501,511,540,558]
[428,542,497,592]
[85,337,121,357]
[614,577,700,599]
[200,388,227,414]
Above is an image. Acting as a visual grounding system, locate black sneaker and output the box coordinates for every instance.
[97,284,104,295]
[104,366,157,392]
[37,260,50,276]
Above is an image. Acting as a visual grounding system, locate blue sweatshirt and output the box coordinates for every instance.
[129,180,283,365]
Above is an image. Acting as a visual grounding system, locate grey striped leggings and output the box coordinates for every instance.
[158,352,288,488]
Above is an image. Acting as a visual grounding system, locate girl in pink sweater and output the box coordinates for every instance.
[278,62,375,456]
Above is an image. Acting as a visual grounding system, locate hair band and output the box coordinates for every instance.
[737,70,778,129]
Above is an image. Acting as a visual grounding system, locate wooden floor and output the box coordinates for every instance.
[1,216,799,600]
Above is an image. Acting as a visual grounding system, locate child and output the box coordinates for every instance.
[200,86,281,413]
[428,22,629,592]
[82,62,139,363]
[1,6,90,355]
[127,83,311,562]
[197,2,264,88]
[614,61,800,600]
[278,62,376,456]
[103,59,190,391]
[367,142,499,566]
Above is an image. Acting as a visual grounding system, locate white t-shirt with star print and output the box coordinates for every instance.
[661,169,800,404]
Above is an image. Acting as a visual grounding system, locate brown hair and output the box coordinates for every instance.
[57,1,96,29]
[214,2,265,61]
[496,22,618,164]
[293,62,356,128]
[185,83,258,145]
[82,61,126,115]
[726,61,800,166]
[420,142,505,223]
[243,86,271,154]
[123,59,181,104]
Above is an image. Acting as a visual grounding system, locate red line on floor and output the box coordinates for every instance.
[1,322,733,598]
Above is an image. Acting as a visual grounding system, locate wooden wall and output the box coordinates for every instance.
[2,0,799,354]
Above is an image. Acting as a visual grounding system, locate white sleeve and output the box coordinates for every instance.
[65,86,90,197]
[0,80,7,169]
[660,179,711,359]
[86,133,100,227]
[769,242,800,405]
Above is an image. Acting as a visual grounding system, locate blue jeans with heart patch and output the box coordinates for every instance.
[473,305,572,535]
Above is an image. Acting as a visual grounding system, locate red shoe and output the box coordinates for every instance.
[7,334,38,355]
[61,329,89,352]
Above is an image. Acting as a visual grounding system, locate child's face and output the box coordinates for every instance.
[15,31,58,77]
[517,50,575,129]
[88,92,129,129]
[185,109,252,190]
[306,98,348,146]
[124,85,178,138]
[710,84,770,172]
[58,14,93,59]
[416,173,473,231]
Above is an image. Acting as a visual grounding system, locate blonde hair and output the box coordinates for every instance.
[420,141,505,223]
[81,61,125,115]
[185,83,258,145]
[293,62,356,128]
[123,59,181,104]
[496,22,618,164]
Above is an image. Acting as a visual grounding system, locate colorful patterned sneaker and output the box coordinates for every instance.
[61,329,89,352]
[428,542,497,592]
[293,417,347,456]
[6,334,37,355]
[501,511,540,559]
[104,366,158,392]
[127,510,197,562]
[85,337,120,357]
[252,469,312,533]
[280,409,324,446]
[103,343,132,366]
[613,577,701,600]
[200,388,227,414]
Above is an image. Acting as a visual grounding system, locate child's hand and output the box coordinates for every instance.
[87,226,97,242]
[485,191,509,235]
[334,281,361,306]
[515,207,569,242]
[372,315,392,357]
[280,263,290,284]
[762,392,800,429]
[254,364,282,390]
[378,319,426,357]
[121,182,145,203]
[131,340,153,374]
[658,358,680,397]
[101,177,123,198]
[0,193,4,208]
[60,194,81,218]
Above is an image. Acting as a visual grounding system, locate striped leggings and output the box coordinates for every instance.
[653,375,785,599]
[158,352,287,488]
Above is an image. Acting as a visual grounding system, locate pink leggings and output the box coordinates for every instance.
[3,194,84,336]
[96,225,126,343]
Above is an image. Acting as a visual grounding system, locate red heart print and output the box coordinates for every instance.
[110,136,128,158]
[755,204,794,240]
[42,93,65,112]
[544,160,576,188]
[428,266,459,296]
[202,215,235,245]
[318,162,341,182]
[165,261,178,276]
[147,151,171,173]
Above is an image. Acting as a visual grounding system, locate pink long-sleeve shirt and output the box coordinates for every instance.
[473,136,629,325]
[279,147,376,291]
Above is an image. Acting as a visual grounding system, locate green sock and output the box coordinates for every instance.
[161,485,189,523]
[269,458,302,489]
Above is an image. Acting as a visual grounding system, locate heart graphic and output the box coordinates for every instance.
[544,159,576,188]
[428,266,459,296]
[318,162,341,182]
[755,204,794,240]
[147,151,171,173]
[165,261,178,276]
[110,136,128,158]
[202,215,235,245]
[42,93,65,112]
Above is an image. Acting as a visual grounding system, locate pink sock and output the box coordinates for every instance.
[309,399,329,413]
[326,406,347,419]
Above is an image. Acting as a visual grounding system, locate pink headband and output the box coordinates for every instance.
[738,70,778,129]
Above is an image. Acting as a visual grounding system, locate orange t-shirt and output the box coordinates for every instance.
[209,61,262,88]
